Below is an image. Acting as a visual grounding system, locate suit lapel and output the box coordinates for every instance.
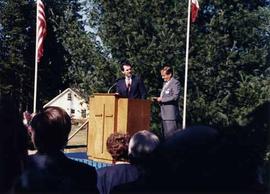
[129,75,136,92]
[121,79,128,90]
[162,78,175,97]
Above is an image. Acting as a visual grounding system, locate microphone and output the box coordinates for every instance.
[107,78,120,94]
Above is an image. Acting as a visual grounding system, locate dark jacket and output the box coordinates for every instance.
[116,75,147,99]
[97,163,139,194]
[14,151,99,194]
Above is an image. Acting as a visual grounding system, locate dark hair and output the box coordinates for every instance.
[161,65,173,76]
[120,60,132,71]
[30,106,71,153]
[106,132,130,163]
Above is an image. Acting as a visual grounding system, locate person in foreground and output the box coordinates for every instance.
[116,60,147,99]
[0,95,28,193]
[97,132,139,194]
[111,130,160,193]
[14,106,99,194]
[154,65,181,139]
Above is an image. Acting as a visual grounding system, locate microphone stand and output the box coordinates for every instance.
[107,82,117,94]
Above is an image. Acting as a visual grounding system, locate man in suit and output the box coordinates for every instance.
[155,65,181,139]
[116,61,147,99]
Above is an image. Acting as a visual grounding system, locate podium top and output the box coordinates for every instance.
[91,93,152,103]
[93,93,117,96]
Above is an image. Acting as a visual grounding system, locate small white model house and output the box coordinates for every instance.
[43,88,88,120]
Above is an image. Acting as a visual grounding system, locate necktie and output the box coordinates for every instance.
[160,81,168,97]
[127,78,131,92]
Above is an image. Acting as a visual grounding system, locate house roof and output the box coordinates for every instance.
[43,88,85,108]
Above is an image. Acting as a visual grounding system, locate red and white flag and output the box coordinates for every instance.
[37,0,46,63]
[191,0,199,23]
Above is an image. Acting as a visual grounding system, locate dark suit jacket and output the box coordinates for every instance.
[116,75,147,99]
[14,151,99,194]
[97,163,139,194]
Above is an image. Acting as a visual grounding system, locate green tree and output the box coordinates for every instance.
[88,0,191,131]
[35,0,102,107]
[0,0,36,111]
[89,0,187,94]
[188,0,270,128]
[0,0,103,111]
[60,3,113,98]
[87,0,269,132]
[36,0,80,107]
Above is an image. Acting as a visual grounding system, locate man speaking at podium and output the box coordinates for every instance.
[116,61,147,99]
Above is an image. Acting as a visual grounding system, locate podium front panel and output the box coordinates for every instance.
[87,95,117,162]
[87,94,151,163]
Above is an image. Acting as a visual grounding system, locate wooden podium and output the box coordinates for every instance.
[87,93,151,163]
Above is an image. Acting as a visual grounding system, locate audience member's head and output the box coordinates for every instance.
[161,125,219,150]
[157,126,220,191]
[220,102,270,191]
[106,132,131,164]
[128,130,160,164]
[0,95,28,192]
[29,106,71,153]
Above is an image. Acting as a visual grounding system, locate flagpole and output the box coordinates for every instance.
[33,0,39,113]
[182,0,192,129]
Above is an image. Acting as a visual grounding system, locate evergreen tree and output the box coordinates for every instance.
[87,0,269,132]
[0,0,36,111]
[37,0,107,105]
[88,0,190,131]
[60,1,111,98]
[188,0,270,127]
[89,0,187,95]
[0,0,103,110]
[37,0,78,107]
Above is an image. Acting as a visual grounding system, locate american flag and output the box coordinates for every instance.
[191,0,199,23]
[37,0,46,63]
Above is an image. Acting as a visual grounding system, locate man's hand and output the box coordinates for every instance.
[151,97,162,103]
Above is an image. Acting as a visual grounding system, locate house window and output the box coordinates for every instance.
[81,109,86,118]
[67,93,72,101]
[71,109,75,114]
